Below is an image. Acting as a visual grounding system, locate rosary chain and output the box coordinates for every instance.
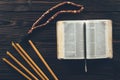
[28,1,84,34]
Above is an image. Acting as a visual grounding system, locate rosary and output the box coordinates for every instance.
[28,1,84,34]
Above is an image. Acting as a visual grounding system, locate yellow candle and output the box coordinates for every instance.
[29,40,58,80]
[2,58,32,80]
[6,51,39,80]
[12,42,46,80]
[16,43,49,80]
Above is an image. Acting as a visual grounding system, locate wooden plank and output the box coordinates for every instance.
[0,12,119,55]
[0,12,119,36]
[0,12,119,27]
[0,0,119,11]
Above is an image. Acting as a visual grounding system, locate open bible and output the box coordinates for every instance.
[56,20,113,59]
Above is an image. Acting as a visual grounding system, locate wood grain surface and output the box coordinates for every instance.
[0,0,120,80]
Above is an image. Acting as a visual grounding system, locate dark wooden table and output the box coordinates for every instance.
[0,0,120,80]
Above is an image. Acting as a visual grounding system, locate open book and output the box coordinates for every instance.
[56,20,112,59]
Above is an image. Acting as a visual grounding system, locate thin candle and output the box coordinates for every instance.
[6,51,39,80]
[16,43,49,80]
[29,40,58,80]
[11,42,45,80]
[2,58,32,80]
